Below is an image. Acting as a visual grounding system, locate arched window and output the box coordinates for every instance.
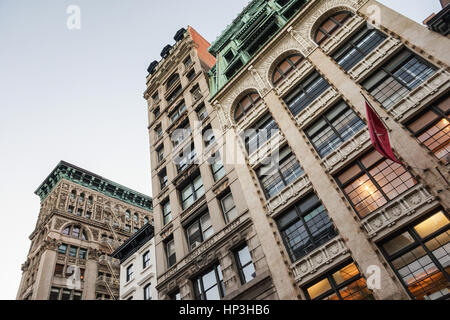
[125,210,131,219]
[144,217,149,225]
[79,193,85,202]
[315,11,353,45]
[70,190,77,199]
[234,92,262,122]
[88,196,93,205]
[62,225,88,240]
[134,213,139,223]
[272,54,304,85]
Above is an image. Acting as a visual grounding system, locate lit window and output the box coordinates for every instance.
[379,211,450,300]
[335,150,417,218]
[305,261,374,300]
[406,95,450,164]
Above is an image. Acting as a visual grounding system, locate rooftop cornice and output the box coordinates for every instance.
[35,161,153,211]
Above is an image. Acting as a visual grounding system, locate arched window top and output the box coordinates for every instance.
[62,225,88,241]
[315,11,353,45]
[79,193,85,202]
[125,210,131,219]
[133,213,139,222]
[234,92,262,122]
[70,190,77,199]
[166,73,180,90]
[272,54,304,85]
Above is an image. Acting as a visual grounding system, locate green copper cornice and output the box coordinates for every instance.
[35,161,153,211]
[208,0,308,98]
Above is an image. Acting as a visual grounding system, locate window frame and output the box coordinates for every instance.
[235,245,256,285]
[234,92,262,122]
[378,210,450,300]
[194,264,225,300]
[314,11,353,45]
[272,54,304,85]
[186,212,214,251]
[126,264,134,282]
[143,283,152,300]
[143,251,151,269]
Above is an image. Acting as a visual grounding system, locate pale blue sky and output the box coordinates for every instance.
[0,0,442,300]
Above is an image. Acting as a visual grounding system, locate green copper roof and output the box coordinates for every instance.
[35,161,153,211]
[208,0,308,98]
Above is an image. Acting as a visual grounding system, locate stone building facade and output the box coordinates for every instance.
[146,0,450,300]
[16,161,153,300]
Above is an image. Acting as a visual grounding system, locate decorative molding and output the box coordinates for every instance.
[362,184,437,240]
[266,175,312,216]
[323,129,371,173]
[389,69,450,121]
[349,37,403,81]
[295,86,340,128]
[291,236,350,284]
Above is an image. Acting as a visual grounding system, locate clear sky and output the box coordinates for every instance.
[0,0,442,300]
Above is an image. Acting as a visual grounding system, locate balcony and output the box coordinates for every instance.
[361,184,438,241]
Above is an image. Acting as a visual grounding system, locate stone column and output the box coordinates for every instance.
[83,249,99,300]
[223,129,300,300]
[32,240,58,300]
[263,89,408,300]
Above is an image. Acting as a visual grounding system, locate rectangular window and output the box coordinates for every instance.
[79,248,87,260]
[54,264,64,277]
[171,291,181,300]
[176,145,196,173]
[61,289,71,300]
[166,239,176,268]
[243,113,279,154]
[68,246,78,258]
[159,168,168,190]
[170,102,187,124]
[235,245,256,284]
[196,103,208,121]
[126,264,134,282]
[363,49,436,109]
[284,71,330,117]
[333,25,386,71]
[153,107,161,119]
[68,206,74,214]
[184,56,193,68]
[155,125,163,139]
[306,100,366,158]
[73,291,82,300]
[144,284,152,300]
[406,95,450,164]
[162,200,172,225]
[85,211,92,219]
[58,244,68,255]
[221,192,238,223]
[49,287,60,300]
[186,212,214,250]
[379,211,450,300]
[191,84,202,102]
[181,174,205,210]
[172,122,192,148]
[305,261,374,300]
[257,146,304,199]
[143,251,151,269]
[152,92,159,103]
[77,208,83,216]
[277,193,337,262]
[211,154,226,182]
[187,69,196,82]
[157,147,165,164]
[335,150,417,218]
[194,264,225,300]
[203,126,215,148]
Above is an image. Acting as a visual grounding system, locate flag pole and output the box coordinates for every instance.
[360,91,390,130]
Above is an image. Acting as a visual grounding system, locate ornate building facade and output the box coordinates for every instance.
[146,0,449,300]
[16,161,153,300]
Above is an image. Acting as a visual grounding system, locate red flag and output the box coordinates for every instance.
[365,98,402,164]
